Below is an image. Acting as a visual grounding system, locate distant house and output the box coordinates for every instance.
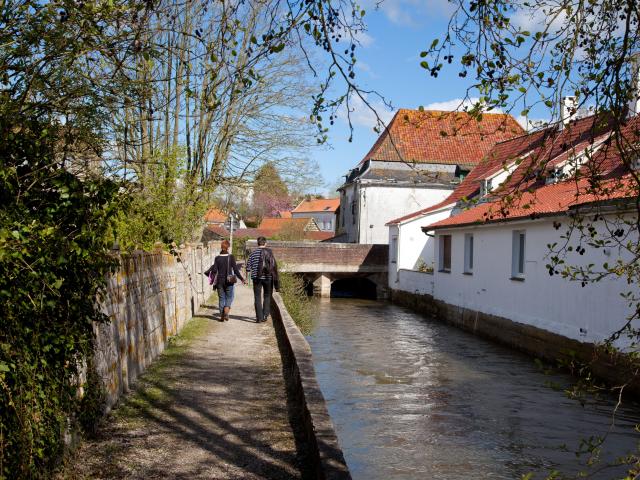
[203,207,245,230]
[337,108,524,244]
[291,198,340,232]
[233,217,332,242]
[204,207,227,226]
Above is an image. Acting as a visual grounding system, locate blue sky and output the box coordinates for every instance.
[310,0,476,195]
[309,0,547,196]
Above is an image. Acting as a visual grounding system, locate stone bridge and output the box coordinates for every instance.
[245,240,388,298]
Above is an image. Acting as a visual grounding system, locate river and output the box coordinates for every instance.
[305,298,640,479]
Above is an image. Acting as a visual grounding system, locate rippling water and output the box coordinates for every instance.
[305,298,640,480]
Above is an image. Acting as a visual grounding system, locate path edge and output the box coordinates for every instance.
[271,292,352,480]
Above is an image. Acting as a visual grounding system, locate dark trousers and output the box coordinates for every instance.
[253,278,273,321]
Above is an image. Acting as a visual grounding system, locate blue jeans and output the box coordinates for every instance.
[217,284,235,315]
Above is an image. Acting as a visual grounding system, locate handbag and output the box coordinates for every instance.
[208,269,217,286]
[226,255,237,285]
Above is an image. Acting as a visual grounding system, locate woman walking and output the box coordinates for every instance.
[205,240,246,321]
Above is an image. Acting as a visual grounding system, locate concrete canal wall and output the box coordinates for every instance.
[390,289,640,395]
[271,292,352,480]
[94,241,220,410]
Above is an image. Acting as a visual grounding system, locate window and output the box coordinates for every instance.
[464,233,474,274]
[480,178,492,197]
[439,235,452,272]
[511,230,526,279]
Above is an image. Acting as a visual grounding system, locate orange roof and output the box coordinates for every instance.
[386,129,550,225]
[277,210,293,218]
[204,207,226,223]
[304,231,336,241]
[205,225,230,238]
[258,217,314,230]
[422,113,639,230]
[361,109,524,167]
[292,198,340,213]
[425,175,635,230]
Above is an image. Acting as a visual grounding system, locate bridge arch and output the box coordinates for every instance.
[246,240,389,299]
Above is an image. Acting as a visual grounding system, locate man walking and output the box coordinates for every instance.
[247,236,279,323]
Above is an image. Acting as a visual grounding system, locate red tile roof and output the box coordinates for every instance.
[277,210,293,218]
[303,231,336,241]
[258,217,317,231]
[361,109,524,167]
[233,221,331,242]
[233,228,272,239]
[205,225,230,238]
[292,198,340,213]
[425,175,635,229]
[386,129,549,225]
[204,207,227,223]
[423,113,639,230]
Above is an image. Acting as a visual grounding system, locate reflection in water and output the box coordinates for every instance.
[306,298,640,480]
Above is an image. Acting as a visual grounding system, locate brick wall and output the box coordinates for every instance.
[246,241,388,267]
[94,241,220,410]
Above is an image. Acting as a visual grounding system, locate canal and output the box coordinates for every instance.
[305,298,640,479]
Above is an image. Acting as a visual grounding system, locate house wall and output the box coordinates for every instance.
[358,185,452,244]
[431,216,637,345]
[388,206,454,290]
[292,211,336,232]
[338,183,359,242]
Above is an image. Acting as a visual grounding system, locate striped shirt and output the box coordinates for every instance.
[247,248,272,280]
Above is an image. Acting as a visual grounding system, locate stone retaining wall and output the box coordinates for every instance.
[390,288,640,396]
[271,293,352,480]
[94,242,220,410]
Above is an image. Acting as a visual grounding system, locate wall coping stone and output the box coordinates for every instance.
[271,292,352,480]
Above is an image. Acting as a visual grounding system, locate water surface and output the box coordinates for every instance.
[306,298,640,479]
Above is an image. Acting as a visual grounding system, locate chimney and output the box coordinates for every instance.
[560,96,577,128]
[628,53,640,118]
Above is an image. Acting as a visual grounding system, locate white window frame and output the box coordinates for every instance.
[511,230,526,279]
[464,233,474,274]
[439,234,452,272]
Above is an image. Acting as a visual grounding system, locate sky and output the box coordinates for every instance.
[307,0,537,196]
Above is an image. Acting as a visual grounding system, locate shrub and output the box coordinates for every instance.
[278,272,313,335]
[0,116,120,478]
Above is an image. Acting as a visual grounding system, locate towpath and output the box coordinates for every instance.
[67,283,302,479]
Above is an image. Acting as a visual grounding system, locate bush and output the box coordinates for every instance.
[0,116,121,478]
[278,272,313,335]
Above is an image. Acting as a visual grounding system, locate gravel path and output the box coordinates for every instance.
[68,283,301,479]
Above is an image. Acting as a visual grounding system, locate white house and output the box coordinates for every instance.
[291,198,340,232]
[387,129,546,292]
[391,110,640,348]
[336,108,524,244]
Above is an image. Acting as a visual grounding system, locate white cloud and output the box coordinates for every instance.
[516,115,549,131]
[355,30,374,47]
[338,27,374,48]
[355,60,378,78]
[337,95,396,130]
[368,0,455,26]
[423,97,487,111]
[511,6,566,32]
